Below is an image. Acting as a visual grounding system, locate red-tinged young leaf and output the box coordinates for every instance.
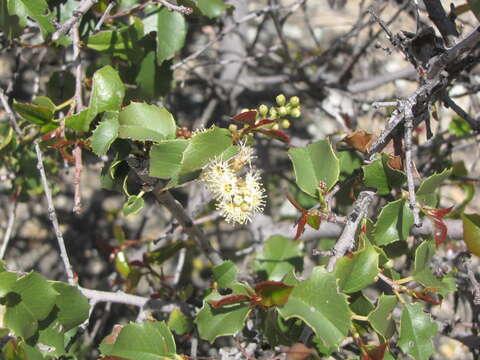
[232,110,257,126]
[208,294,251,309]
[254,118,276,127]
[254,281,294,307]
[343,130,375,153]
[285,191,307,213]
[257,128,291,143]
[295,214,307,241]
[412,290,441,306]
[424,206,453,246]
[366,343,388,360]
[306,214,321,230]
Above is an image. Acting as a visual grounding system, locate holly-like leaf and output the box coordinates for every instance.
[168,309,192,335]
[7,0,55,37]
[463,213,480,257]
[118,102,176,142]
[100,321,177,358]
[367,295,397,341]
[398,303,437,360]
[254,281,294,307]
[254,235,303,281]
[195,284,252,343]
[416,168,452,207]
[413,240,456,297]
[2,272,59,339]
[197,0,230,18]
[334,241,379,293]
[288,139,340,197]
[90,111,120,156]
[363,153,406,195]
[277,267,352,349]
[13,100,54,125]
[373,198,413,245]
[213,261,238,289]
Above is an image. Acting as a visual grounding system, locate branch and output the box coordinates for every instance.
[157,0,192,15]
[442,94,480,132]
[423,0,459,47]
[0,200,17,260]
[0,88,23,137]
[34,140,76,285]
[404,108,421,227]
[326,191,375,272]
[94,1,116,31]
[51,0,98,41]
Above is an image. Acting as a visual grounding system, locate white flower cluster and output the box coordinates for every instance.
[201,144,265,224]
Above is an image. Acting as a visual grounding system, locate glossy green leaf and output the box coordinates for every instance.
[416,168,452,207]
[367,295,397,340]
[136,51,173,99]
[118,102,176,142]
[86,19,144,62]
[288,139,340,197]
[50,282,89,331]
[7,0,55,37]
[349,292,374,316]
[363,153,406,195]
[144,241,185,265]
[3,272,59,339]
[374,198,413,245]
[255,281,293,307]
[0,271,17,297]
[168,308,192,335]
[100,321,177,359]
[213,261,238,289]
[334,241,379,293]
[13,100,54,125]
[277,267,352,349]
[413,240,456,297]
[195,284,252,343]
[153,7,187,63]
[122,195,145,216]
[254,235,303,281]
[261,309,304,347]
[90,111,120,156]
[398,303,437,360]
[197,0,230,18]
[149,139,189,179]
[463,213,480,257]
[0,0,22,40]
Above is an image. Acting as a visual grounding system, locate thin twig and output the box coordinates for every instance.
[52,0,99,41]
[404,107,421,227]
[423,0,458,47]
[442,94,479,132]
[0,200,17,260]
[157,0,192,15]
[0,88,23,137]
[72,25,84,111]
[326,190,374,272]
[94,1,116,31]
[34,140,76,284]
[72,145,83,214]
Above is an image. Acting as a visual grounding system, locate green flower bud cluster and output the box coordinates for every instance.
[256,94,301,130]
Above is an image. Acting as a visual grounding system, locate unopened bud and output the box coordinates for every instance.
[258,104,268,117]
[228,124,238,132]
[272,123,279,130]
[269,108,278,118]
[278,106,288,117]
[281,119,290,129]
[290,108,301,118]
[289,96,300,107]
[276,94,286,106]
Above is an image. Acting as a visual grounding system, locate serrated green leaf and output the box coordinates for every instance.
[213,261,238,289]
[3,272,59,339]
[367,295,397,340]
[398,303,437,360]
[168,308,192,335]
[413,240,456,297]
[349,292,374,316]
[277,267,352,349]
[100,321,177,359]
[254,235,303,281]
[334,241,379,293]
[288,139,340,197]
[195,284,251,343]
[416,168,452,207]
[374,198,413,246]
[197,0,230,18]
[153,7,187,63]
[90,111,119,156]
[50,282,90,331]
[149,139,189,179]
[86,19,145,62]
[7,0,55,37]
[13,100,54,125]
[363,153,406,195]
[463,213,480,257]
[122,195,145,216]
[118,102,176,142]
[261,309,304,347]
